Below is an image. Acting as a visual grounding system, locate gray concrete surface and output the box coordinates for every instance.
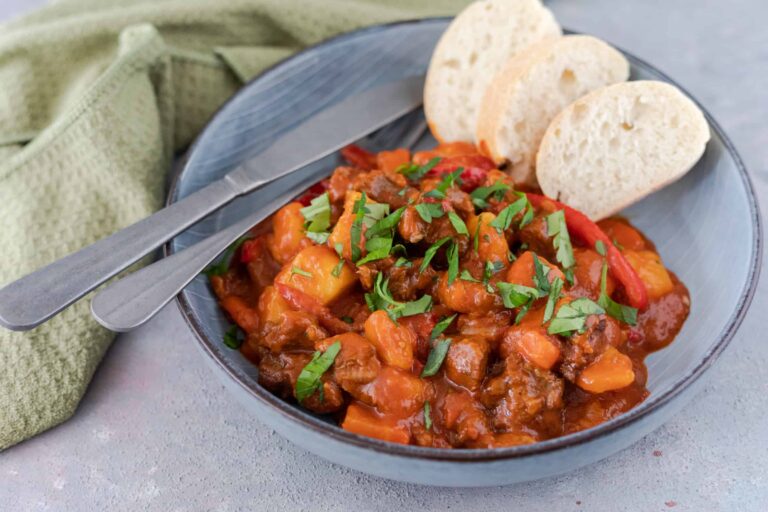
[2,0,767,510]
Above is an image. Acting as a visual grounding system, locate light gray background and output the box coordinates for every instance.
[2,0,767,510]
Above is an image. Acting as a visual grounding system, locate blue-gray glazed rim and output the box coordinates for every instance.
[165,18,761,483]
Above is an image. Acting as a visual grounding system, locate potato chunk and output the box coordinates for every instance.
[274,245,356,305]
[623,250,674,299]
[363,310,416,370]
[500,325,560,371]
[257,285,291,325]
[577,346,635,393]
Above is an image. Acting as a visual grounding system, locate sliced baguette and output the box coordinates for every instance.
[476,35,629,185]
[536,80,711,220]
[424,0,561,144]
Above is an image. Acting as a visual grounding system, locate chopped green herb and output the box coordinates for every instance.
[446,241,459,286]
[507,251,517,263]
[565,268,575,286]
[366,206,405,240]
[595,240,607,256]
[394,257,412,268]
[612,237,624,251]
[414,202,445,223]
[473,220,481,254]
[300,192,331,233]
[515,303,532,324]
[532,253,552,295]
[306,231,330,244]
[203,235,252,277]
[357,236,393,265]
[447,211,469,236]
[295,341,342,402]
[424,168,463,199]
[482,260,504,293]
[290,267,312,279]
[341,316,354,324]
[331,243,345,278]
[459,270,480,283]
[365,273,432,321]
[470,180,511,209]
[548,298,605,336]
[222,325,243,350]
[350,192,368,262]
[496,282,539,309]
[421,338,452,377]
[597,256,638,325]
[543,276,563,323]
[424,401,433,430]
[397,157,441,181]
[420,237,451,272]
[362,203,390,227]
[489,195,529,233]
[546,210,576,271]
[430,314,457,340]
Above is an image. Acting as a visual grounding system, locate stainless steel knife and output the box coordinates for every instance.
[0,75,425,331]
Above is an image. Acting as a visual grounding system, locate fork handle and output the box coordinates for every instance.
[89,165,330,332]
[0,175,245,331]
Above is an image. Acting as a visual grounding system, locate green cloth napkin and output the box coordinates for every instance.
[0,0,465,451]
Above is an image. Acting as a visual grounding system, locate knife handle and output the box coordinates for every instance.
[0,175,246,331]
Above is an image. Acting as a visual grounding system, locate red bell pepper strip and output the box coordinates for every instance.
[340,144,377,170]
[425,154,496,192]
[525,193,649,310]
[275,282,354,334]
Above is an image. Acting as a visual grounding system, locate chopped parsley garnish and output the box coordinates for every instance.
[341,316,354,324]
[331,243,345,278]
[222,325,243,349]
[350,192,368,262]
[364,272,432,321]
[414,202,445,223]
[473,219,481,254]
[306,231,330,244]
[420,237,451,272]
[446,241,459,285]
[430,314,457,340]
[482,260,504,292]
[460,270,480,282]
[496,282,539,309]
[300,192,331,233]
[424,168,463,200]
[546,210,575,272]
[204,235,252,276]
[489,193,534,233]
[394,257,412,268]
[532,253,552,295]
[543,276,563,323]
[397,157,441,181]
[547,298,604,336]
[295,341,342,402]
[365,206,405,240]
[596,242,638,325]
[470,180,511,208]
[424,401,433,430]
[356,206,406,266]
[290,267,312,279]
[447,211,469,236]
[421,338,452,377]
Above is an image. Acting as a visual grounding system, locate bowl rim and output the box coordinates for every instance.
[165,18,763,462]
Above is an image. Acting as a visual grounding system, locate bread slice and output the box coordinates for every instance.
[476,35,629,185]
[424,0,561,144]
[536,80,711,220]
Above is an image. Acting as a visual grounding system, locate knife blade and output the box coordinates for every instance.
[0,75,425,331]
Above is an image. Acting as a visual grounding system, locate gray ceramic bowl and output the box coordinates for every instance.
[166,19,761,486]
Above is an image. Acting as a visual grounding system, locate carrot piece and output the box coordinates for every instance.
[219,295,259,333]
[577,346,636,393]
[342,403,410,444]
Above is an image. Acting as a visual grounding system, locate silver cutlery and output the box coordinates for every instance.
[90,115,428,331]
[0,75,425,331]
